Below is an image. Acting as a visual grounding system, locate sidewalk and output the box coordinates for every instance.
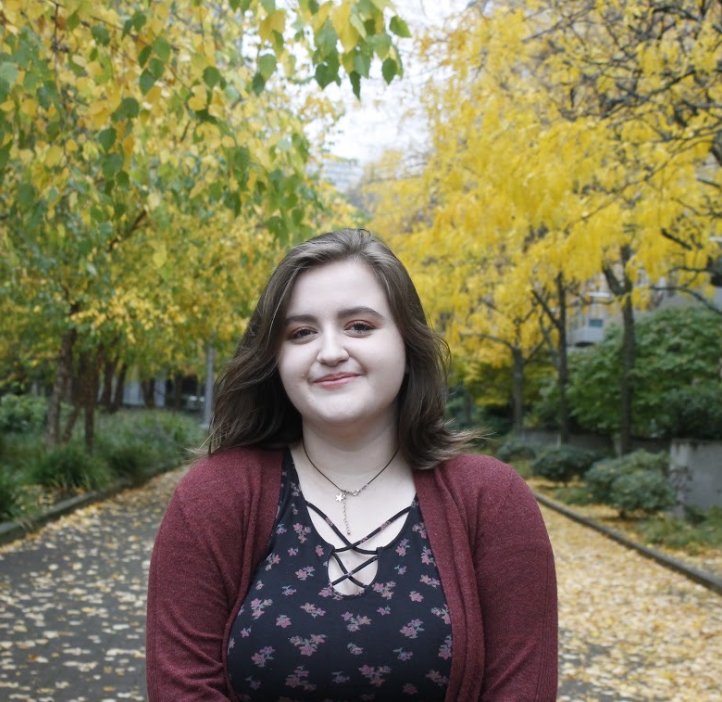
[0,469,181,702]
[0,465,720,701]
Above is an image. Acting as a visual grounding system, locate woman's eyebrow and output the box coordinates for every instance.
[337,306,384,320]
[284,306,384,326]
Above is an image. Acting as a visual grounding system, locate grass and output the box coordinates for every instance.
[0,407,206,523]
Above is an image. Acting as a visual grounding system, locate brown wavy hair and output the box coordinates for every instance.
[208,228,471,468]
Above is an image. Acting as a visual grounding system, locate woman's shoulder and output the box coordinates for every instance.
[418,452,536,518]
[418,452,548,546]
[172,446,283,513]
[436,452,523,491]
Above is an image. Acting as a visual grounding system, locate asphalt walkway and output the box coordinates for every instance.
[0,466,720,701]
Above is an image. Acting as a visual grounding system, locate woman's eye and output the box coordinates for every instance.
[288,327,315,341]
[347,321,374,334]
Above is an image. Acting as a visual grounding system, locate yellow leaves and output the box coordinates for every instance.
[151,243,167,269]
[148,3,171,35]
[187,85,207,111]
[331,3,359,52]
[311,2,333,32]
[260,9,287,42]
[44,145,64,168]
[121,134,134,159]
[1,0,24,27]
[20,97,38,118]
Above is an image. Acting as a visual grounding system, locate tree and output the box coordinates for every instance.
[365,0,721,450]
[567,305,722,439]
[0,0,411,449]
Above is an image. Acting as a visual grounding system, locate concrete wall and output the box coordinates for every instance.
[519,429,613,453]
[670,440,722,510]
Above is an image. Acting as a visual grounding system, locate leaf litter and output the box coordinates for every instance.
[0,466,720,701]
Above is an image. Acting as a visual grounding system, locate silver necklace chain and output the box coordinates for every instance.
[301,442,399,536]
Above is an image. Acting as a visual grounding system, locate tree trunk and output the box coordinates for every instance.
[82,349,102,452]
[619,293,636,455]
[203,344,215,427]
[604,245,636,455]
[46,329,76,446]
[111,363,127,412]
[172,372,183,411]
[62,348,102,451]
[100,356,116,410]
[556,275,571,443]
[142,378,156,408]
[511,347,524,435]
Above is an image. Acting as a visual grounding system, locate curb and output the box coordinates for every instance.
[534,491,722,597]
[0,463,180,547]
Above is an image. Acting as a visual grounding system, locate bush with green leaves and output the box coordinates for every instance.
[584,450,671,516]
[608,469,675,517]
[531,445,600,484]
[95,410,204,481]
[496,437,538,463]
[30,442,112,492]
[97,442,150,482]
[665,384,722,440]
[0,470,19,520]
[0,394,47,433]
[567,306,722,439]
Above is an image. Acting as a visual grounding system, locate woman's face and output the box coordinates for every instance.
[277,259,407,439]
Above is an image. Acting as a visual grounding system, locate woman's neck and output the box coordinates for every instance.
[297,423,401,480]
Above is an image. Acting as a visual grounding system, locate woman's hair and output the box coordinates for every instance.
[208,228,472,468]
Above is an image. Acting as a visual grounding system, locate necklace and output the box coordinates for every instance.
[301,442,399,536]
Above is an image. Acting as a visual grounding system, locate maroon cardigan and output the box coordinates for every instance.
[146,448,557,701]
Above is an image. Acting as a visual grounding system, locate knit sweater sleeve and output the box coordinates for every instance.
[472,458,558,701]
[145,449,281,702]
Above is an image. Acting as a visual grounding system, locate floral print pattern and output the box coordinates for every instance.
[226,454,452,700]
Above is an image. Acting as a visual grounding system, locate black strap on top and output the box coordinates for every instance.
[305,500,413,589]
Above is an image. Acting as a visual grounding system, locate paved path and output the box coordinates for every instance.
[1,467,720,701]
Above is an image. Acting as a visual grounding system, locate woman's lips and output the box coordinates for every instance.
[314,373,358,387]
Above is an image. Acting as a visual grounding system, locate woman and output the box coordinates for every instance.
[146,228,558,701]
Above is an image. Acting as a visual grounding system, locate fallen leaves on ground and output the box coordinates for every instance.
[0,468,184,701]
[545,506,722,701]
[0,466,720,701]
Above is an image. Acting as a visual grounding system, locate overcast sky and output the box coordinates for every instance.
[325,0,469,164]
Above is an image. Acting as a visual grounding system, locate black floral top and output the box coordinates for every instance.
[226,452,452,700]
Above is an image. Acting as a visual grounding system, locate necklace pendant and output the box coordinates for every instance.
[335,492,346,502]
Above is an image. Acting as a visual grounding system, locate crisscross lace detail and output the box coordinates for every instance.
[305,500,412,590]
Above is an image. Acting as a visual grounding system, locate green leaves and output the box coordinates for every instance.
[112,97,140,122]
[0,62,19,88]
[315,20,338,57]
[389,16,411,38]
[139,38,170,93]
[315,56,340,89]
[91,24,112,46]
[203,66,222,88]
[98,127,117,152]
[257,54,277,80]
[382,57,399,84]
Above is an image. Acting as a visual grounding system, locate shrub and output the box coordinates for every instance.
[584,450,673,516]
[609,470,675,517]
[531,445,599,484]
[0,470,19,520]
[108,411,201,456]
[30,442,112,492]
[95,410,204,480]
[496,437,538,463]
[0,394,47,433]
[666,384,722,440]
[98,442,149,482]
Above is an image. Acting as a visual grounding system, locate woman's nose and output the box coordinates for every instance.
[316,332,349,365]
